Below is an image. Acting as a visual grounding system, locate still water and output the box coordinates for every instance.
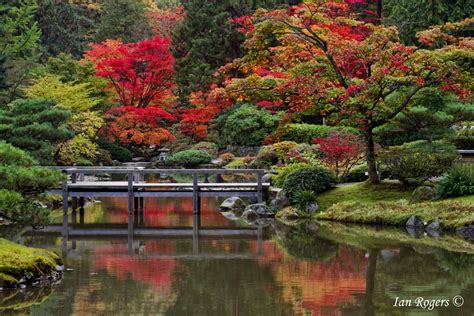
[2,197,474,315]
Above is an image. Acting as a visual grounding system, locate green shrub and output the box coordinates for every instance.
[283,167,337,203]
[226,158,246,169]
[341,164,368,183]
[168,150,212,167]
[379,141,459,185]
[251,146,279,169]
[293,190,318,213]
[214,103,283,146]
[455,128,474,149]
[438,164,474,198]
[0,142,64,226]
[280,124,358,143]
[97,139,133,162]
[273,163,313,187]
[192,141,218,157]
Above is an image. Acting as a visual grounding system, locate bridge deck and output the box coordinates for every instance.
[67,181,271,189]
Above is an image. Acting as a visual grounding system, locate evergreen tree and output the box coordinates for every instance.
[0,141,64,226]
[35,0,95,58]
[0,98,73,165]
[383,0,474,44]
[94,0,151,43]
[0,53,8,91]
[172,0,290,102]
[0,0,41,105]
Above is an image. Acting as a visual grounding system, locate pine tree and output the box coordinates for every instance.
[94,0,151,43]
[172,0,290,103]
[383,0,474,44]
[0,98,73,165]
[35,0,95,58]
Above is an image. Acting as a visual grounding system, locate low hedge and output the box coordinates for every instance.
[280,124,358,143]
[168,150,212,167]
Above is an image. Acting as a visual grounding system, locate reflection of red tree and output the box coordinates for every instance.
[93,241,177,293]
[251,241,368,315]
[99,197,232,227]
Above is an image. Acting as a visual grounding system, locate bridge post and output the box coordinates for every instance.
[257,172,263,203]
[62,180,69,239]
[193,173,200,215]
[127,173,134,236]
[71,172,78,215]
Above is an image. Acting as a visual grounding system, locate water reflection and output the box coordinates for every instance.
[4,197,473,315]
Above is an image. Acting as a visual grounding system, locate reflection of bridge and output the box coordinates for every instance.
[51,167,270,239]
[26,217,264,258]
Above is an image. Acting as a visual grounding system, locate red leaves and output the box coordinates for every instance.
[314,132,365,178]
[102,106,176,146]
[230,15,254,34]
[85,36,175,109]
[179,88,233,140]
[146,6,184,37]
[255,67,288,79]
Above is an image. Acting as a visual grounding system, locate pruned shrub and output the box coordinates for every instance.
[220,152,235,165]
[379,141,459,185]
[341,164,369,183]
[280,123,358,143]
[168,150,212,167]
[438,164,474,198]
[252,146,279,169]
[97,139,133,162]
[283,167,337,203]
[192,141,218,157]
[273,163,313,188]
[214,103,282,147]
[455,128,474,149]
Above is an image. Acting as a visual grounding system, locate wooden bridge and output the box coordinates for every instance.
[55,167,270,239]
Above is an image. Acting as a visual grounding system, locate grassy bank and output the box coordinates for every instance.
[0,239,62,287]
[315,181,474,228]
[316,181,413,212]
[317,222,474,254]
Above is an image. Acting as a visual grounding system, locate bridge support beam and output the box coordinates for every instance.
[127,173,134,237]
[193,174,201,215]
[257,173,263,203]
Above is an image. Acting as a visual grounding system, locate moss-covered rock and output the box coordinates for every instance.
[0,239,63,288]
[410,186,437,203]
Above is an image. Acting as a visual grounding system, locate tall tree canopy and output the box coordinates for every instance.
[35,0,95,58]
[94,0,151,43]
[182,1,473,183]
[383,0,474,44]
[171,0,292,102]
[0,0,41,105]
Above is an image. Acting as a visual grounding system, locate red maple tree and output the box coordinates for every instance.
[101,106,176,147]
[85,36,175,108]
[314,132,365,179]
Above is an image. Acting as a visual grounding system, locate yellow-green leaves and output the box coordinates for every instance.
[24,74,101,112]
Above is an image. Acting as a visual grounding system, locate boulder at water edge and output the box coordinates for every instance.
[220,197,246,213]
[270,190,290,211]
[242,203,275,223]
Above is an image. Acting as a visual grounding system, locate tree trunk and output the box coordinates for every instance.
[365,129,379,184]
[364,249,378,316]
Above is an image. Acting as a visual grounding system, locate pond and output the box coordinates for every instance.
[2,196,474,315]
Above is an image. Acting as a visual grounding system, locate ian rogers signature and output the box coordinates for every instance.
[393,296,465,310]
